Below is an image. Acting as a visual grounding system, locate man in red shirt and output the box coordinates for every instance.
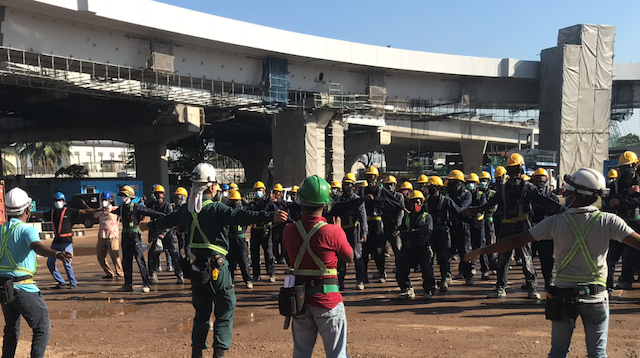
[283,175,354,358]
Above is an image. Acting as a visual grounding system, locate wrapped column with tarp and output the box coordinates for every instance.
[539,24,614,180]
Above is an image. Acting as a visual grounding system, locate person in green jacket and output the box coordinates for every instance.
[140,163,287,358]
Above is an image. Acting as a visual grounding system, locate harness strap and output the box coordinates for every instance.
[189,200,229,256]
[404,212,428,230]
[0,223,36,276]
[558,211,605,286]
[292,221,337,276]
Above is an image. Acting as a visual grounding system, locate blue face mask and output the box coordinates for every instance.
[479,182,489,190]
[255,191,264,199]
[151,194,157,200]
[467,183,476,191]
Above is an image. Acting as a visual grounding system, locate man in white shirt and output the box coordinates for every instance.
[465,168,640,358]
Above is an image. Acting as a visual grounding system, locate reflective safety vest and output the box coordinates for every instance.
[52,208,72,238]
[0,223,36,277]
[404,212,429,230]
[189,200,229,256]
[557,211,606,287]
[292,221,337,277]
[120,202,137,232]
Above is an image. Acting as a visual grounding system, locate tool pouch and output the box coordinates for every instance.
[0,277,16,305]
[544,295,564,321]
[278,284,306,318]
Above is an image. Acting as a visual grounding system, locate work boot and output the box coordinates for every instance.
[167,266,174,272]
[453,273,464,280]
[398,287,416,300]
[117,285,133,292]
[616,281,632,290]
[339,283,346,291]
[150,273,159,284]
[191,348,203,358]
[252,275,261,283]
[445,276,453,285]
[439,280,449,293]
[464,278,474,286]
[176,276,184,284]
[423,290,435,300]
[246,281,253,289]
[528,287,541,299]
[52,283,65,289]
[356,282,365,290]
[481,271,491,281]
[269,275,276,283]
[487,287,507,298]
[102,274,114,279]
[471,268,477,275]
[142,286,151,293]
[372,272,381,280]
[213,347,226,358]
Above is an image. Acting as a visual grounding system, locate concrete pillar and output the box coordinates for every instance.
[344,129,391,174]
[134,143,168,197]
[215,140,272,187]
[460,140,487,174]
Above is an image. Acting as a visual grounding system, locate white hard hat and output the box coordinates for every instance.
[5,187,32,215]
[562,168,610,197]
[190,163,217,184]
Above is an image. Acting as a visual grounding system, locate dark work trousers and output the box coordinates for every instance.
[495,222,537,289]
[1,290,51,358]
[191,260,236,354]
[470,220,490,274]
[228,237,252,283]
[531,239,554,290]
[607,240,640,287]
[149,235,183,278]
[271,225,286,264]
[122,232,150,287]
[484,218,498,268]
[396,245,436,292]
[177,232,189,259]
[363,219,385,278]
[431,229,451,282]
[338,226,365,285]
[450,222,472,279]
[383,219,402,257]
[250,227,275,278]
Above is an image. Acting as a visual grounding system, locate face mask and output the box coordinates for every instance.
[255,191,264,199]
[367,178,375,185]
[151,193,157,200]
[467,183,476,191]
[222,191,228,198]
[413,204,422,213]
[120,196,131,205]
[101,200,110,208]
[428,187,438,196]
[561,193,576,211]
[54,201,64,209]
[622,167,636,179]
[401,189,409,196]
[175,195,186,205]
[448,182,458,191]
[479,182,489,190]
[507,166,521,177]
[331,189,338,195]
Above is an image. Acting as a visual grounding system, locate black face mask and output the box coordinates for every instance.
[447,182,458,192]
[507,166,521,177]
[428,187,438,196]
[622,167,636,179]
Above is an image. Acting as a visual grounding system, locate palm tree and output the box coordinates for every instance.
[1,154,16,176]
[20,142,72,175]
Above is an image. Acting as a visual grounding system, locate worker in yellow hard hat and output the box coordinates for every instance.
[287,185,302,222]
[478,171,497,270]
[269,183,289,266]
[495,166,507,184]
[529,167,560,291]
[445,169,474,285]
[248,180,277,283]
[363,166,404,283]
[382,175,405,266]
[330,180,342,201]
[226,190,254,289]
[417,174,429,195]
[147,184,183,284]
[606,169,618,184]
[399,181,413,204]
[465,173,491,280]
[605,151,640,290]
[465,153,561,299]
[173,187,190,257]
[334,172,368,290]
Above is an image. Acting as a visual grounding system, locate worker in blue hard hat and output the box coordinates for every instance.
[221,184,231,206]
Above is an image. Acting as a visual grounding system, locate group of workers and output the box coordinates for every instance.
[4,149,640,358]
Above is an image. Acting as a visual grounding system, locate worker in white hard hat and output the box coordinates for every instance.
[0,187,73,357]
[140,163,288,358]
[465,168,640,357]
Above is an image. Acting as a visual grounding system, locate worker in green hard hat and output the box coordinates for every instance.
[283,175,354,357]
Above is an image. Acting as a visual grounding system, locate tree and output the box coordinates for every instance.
[616,133,640,148]
[167,136,216,176]
[19,142,71,175]
[55,165,88,179]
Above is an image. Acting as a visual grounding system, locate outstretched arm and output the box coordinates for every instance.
[464,231,536,262]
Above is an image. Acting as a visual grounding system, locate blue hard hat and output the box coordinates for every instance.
[222,184,230,191]
[100,192,112,200]
[53,192,66,201]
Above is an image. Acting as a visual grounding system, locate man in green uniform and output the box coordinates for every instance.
[140,163,287,358]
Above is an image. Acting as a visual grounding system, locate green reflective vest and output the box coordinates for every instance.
[0,222,36,276]
[189,200,229,256]
[557,211,606,287]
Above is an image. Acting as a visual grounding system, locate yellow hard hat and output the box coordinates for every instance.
[533,168,549,178]
[383,175,397,184]
[408,190,425,201]
[522,175,531,181]
[506,153,525,167]
[291,185,299,193]
[466,173,479,183]
[618,151,639,166]
[119,185,135,199]
[495,166,507,178]
[229,183,239,190]
[174,187,188,197]
[253,181,266,190]
[228,190,242,201]
[213,184,221,192]
[343,173,356,183]
[479,171,492,180]
[429,176,444,187]
[607,169,618,179]
[400,181,413,190]
[330,181,342,189]
[360,181,368,187]
[153,185,165,193]
[365,166,379,176]
[417,174,429,184]
[448,170,465,181]
[273,183,284,192]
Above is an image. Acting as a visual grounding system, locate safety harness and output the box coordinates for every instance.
[52,208,72,238]
[189,200,229,256]
[292,221,339,295]
[556,211,606,287]
[120,202,139,233]
[404,212,429,230]
[0,223,35,281]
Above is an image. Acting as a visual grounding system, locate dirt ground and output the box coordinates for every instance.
[4,229,640,358]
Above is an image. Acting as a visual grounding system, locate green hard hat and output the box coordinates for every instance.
[297,175,331,206]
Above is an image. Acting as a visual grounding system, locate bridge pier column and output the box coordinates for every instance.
[134,143,169,197]
[344,129,391,175]
[216,141,272,187]
[460,140,487,174]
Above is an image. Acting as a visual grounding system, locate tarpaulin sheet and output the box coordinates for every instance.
[272,111,306,186]
[331,121,345,182]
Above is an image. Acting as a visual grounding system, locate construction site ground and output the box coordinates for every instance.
[4,228,640,358]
